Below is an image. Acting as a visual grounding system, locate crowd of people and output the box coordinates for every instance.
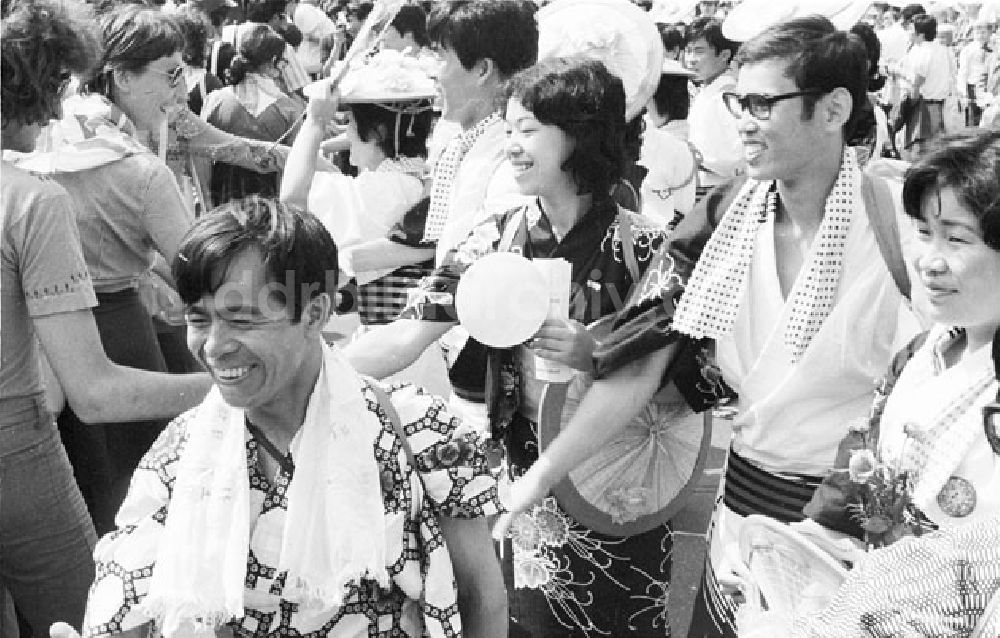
[1,0,999,637]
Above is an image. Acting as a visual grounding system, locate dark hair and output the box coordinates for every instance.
[902,128,1000,251]
[505,57,632,198]
[350,102,433,159]
[348,1,372,21]
[391,4,429,47]
[85,5,184,100]
[208,40,238,85]
[1,0,101,128]
[174,5,213,67]
[685,17,739,58]
[174,197,340,321]
[651,74,690,121]
[850,21,885,92]
[277,22,303,48]
[737,16,868,141]
[227,24,286,85]
[246,0,287,24]
[428,0,538,79]
[901,3,925,24]
[912,14,936,41]
[660,26,685,53]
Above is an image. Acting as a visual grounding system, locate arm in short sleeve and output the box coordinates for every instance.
[386,384,499,519]
[16,183,97,317]
[397,210,509,323]
[140,162,193,268]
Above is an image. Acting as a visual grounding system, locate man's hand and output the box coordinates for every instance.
[492,457,555,541]
[529,318,596,373]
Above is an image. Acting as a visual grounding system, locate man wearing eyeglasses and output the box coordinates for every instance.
[678,16,925,637]
[492,16,927,638]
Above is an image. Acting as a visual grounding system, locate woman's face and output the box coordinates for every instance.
[913,185,1000,347]
[345,110,384,170]
[504,97,576,200]
[115,52,187,132]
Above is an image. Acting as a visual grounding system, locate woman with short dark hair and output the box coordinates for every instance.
[391,57,675,636]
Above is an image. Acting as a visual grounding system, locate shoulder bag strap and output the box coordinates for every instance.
[364,379,417,468]
[861,172,911,300]
[615,209,641,283]
[498,206,528,253]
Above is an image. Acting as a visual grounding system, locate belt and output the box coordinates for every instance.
[923,99,945,104]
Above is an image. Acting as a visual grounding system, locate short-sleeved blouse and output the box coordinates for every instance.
[1,163,97,402]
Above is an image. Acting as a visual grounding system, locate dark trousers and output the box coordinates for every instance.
[57,288,169,535]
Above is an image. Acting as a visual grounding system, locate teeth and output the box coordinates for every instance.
[744,144,765,162]
[215,366,250,381]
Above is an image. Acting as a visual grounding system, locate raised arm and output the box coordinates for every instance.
[280,91,341,210]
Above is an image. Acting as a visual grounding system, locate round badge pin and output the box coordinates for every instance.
[936,476,976,518]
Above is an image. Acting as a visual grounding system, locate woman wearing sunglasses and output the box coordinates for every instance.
[1,1,212,633]
[10,4,205,537]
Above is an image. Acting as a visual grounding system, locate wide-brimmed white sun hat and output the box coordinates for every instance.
[304,49,437,105]
[536,0,664,121]
[722,0,872,42]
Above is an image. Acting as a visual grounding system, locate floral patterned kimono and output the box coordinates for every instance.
[401,196,704,636]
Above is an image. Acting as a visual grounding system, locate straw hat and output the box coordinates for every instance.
[304,49,437,104]
[536,0,664,121]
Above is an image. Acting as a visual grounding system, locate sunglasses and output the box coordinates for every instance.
[148,65,185,88]
[721,90,825,121]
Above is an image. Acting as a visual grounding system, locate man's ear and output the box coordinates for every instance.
[821,86,854,131]
[111,67,132,96]
[476,57,496,85]
[303,293,333,331]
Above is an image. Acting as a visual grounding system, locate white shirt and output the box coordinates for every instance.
[433,118,528,266]
[716,199,920,476]
[291,3,338,75]
[307,158,425,284]
[906,39,955,100]
[957,41,991,96]
[688,73,745,187]
[705,178,922,579]
[878,23,910,67]
[879,325,1000,528]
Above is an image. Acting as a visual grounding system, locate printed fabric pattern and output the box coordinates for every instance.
[82,383,499,637]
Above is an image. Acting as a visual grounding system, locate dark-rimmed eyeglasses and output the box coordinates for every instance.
[148,65,185,88]
[721,90,825,121]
